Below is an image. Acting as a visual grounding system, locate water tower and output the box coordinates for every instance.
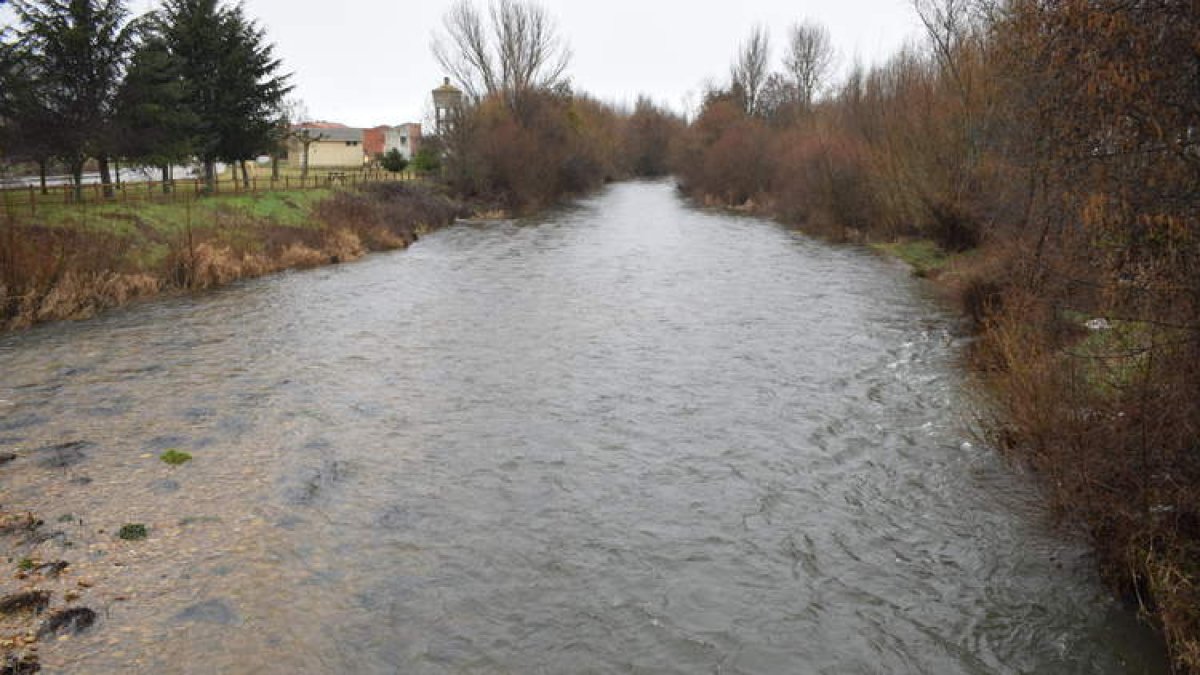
[432,77,463,135]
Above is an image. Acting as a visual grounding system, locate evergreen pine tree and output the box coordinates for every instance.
[11,0,134,199]
[112,17,197,189]
[159,0,289,191]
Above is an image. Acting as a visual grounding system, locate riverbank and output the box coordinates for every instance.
[1,181,469,332]
[684,184,1195,670]
[880,234,1199,671]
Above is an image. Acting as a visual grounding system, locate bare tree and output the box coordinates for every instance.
[729,25,770,116]
[280,99,324,182]
[784,20,835,110]
[911,0,983,93]
[432,1,495,101]
[431,0,570,107]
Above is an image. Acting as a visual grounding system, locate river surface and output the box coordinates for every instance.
[0,181,1167,673]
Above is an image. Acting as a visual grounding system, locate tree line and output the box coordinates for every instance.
[0,0,290,199]
[671,1,1200,669]
[430,0,683,211]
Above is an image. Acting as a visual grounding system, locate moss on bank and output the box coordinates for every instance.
[870,239,953,278]
[0,182,467,331]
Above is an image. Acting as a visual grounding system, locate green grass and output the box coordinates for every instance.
[871,239,952,277]
[159,449,193,466]
[23,188,331,235]
[118,523,148,541]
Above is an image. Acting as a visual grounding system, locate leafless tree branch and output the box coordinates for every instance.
[730,25,770,116]
[784,20,835,109]
[431,0,570,108]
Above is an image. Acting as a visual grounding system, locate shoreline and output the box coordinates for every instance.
[1,181,469,334]
[682,185,1188,669]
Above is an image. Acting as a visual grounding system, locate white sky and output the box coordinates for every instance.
[5,0,926,128]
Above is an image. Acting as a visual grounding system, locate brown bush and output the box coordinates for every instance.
[313,181,466,250]
[0,223,148,329]
[442,91,644,211]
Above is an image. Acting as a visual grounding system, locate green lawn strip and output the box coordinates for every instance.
[190,188,331,227]
[870,238,953,277]
[13,188,330,233]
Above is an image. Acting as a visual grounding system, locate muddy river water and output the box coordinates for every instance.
[0,181,1168,673]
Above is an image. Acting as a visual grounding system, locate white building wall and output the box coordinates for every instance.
[384,128,414,160]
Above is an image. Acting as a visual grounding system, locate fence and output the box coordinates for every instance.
[0,167,425,218]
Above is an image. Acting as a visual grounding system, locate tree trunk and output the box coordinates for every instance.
[203,158,216,193]
[161,165,171,194]
[70,160,84,203]
[113,157,122,188]
[301,142,311,182]
[271,153,280,180]
[98,156,114,199]
[240,159,249,188]
[37,159,48,195]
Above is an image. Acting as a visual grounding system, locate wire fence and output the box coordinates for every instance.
[1,167,426,218]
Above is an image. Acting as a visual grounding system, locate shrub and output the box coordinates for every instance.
[380,148,408,173]
[410,148,440,174]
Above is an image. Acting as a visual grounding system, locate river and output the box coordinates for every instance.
[0,181,1167,673]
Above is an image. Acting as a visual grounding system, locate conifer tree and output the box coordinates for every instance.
[112,19,197,189]
[11,0,134,199]
[159,0,290,190]
[215,3,290,187]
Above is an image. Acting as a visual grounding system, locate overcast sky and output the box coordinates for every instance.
[5,0,926,128]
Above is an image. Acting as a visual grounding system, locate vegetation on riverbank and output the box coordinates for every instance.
[430,1,683,213]
[439,92,681,213]
[0,181,467,331]
[673,1,1200,668]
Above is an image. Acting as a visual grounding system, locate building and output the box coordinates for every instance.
[363,127,387,159]
[287,126,365,168]
[365,124,422,161]
[288,121,423,168]
[386,123,421,160]
[433,78,463,135]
